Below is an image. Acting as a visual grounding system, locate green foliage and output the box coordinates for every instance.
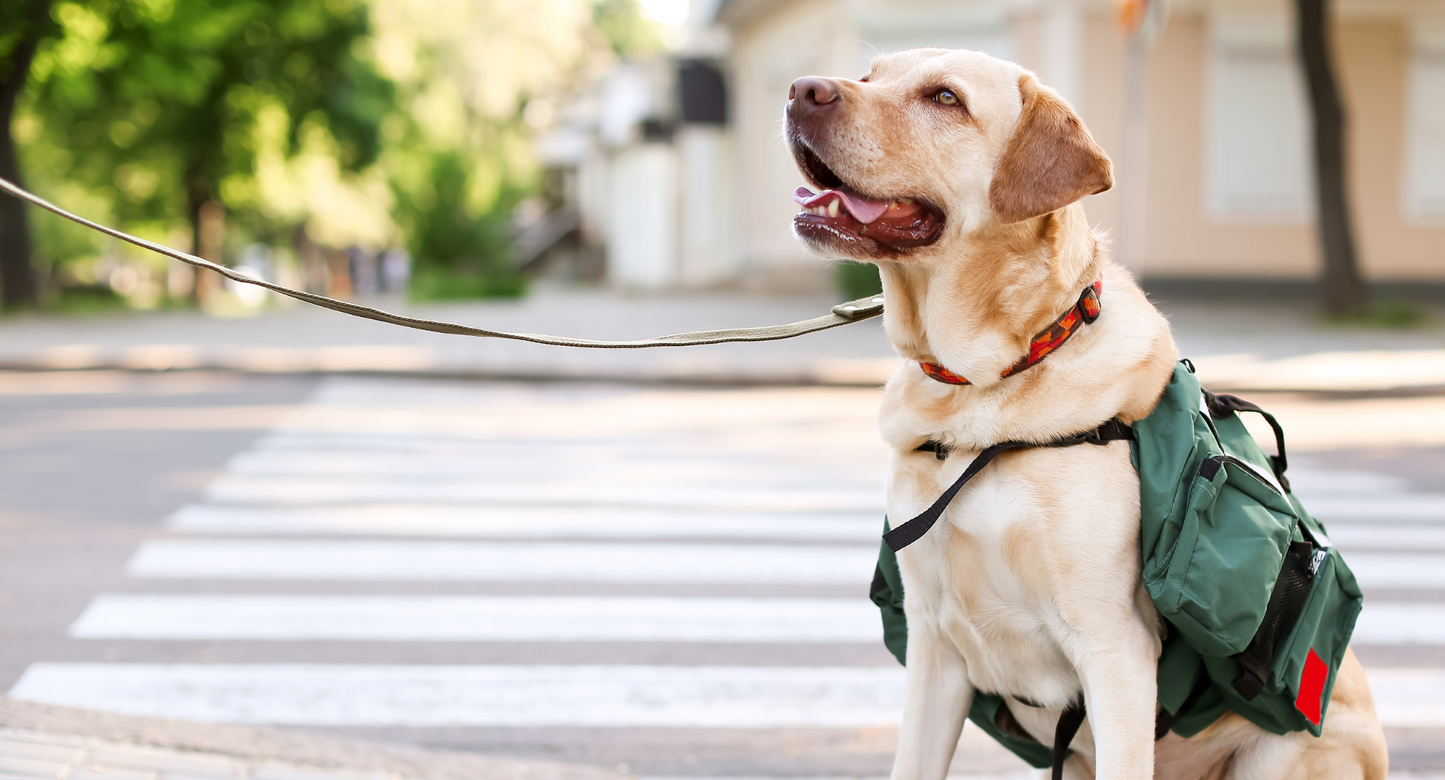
[44,282,130,314]
[389,147,527,291]
[1324,300,1432,329]
[836,260,883,300]
[6,0,660,307]
[17,0,392,267]
[592,0,665,58]
[409,267,527,302]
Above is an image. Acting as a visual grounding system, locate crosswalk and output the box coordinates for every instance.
[7,376,1445,775]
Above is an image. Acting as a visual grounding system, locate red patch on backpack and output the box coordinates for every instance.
[1295,649,1328,725]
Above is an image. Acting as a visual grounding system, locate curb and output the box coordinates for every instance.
[0,698,620,780]
[0,349,899,388]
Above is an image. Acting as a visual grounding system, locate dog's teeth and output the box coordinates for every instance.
[895,198,913,207]
[827,199,840,218]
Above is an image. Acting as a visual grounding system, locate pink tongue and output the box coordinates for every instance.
[793,187,891,224]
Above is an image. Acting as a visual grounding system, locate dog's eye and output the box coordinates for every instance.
[933,89,961,107]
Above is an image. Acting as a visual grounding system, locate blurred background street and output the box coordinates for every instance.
[0,291,1442,779]
[2,0,1445,777]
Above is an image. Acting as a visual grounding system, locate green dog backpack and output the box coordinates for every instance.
[869,361,1363,770]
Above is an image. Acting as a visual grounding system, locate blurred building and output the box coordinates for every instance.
[541,0,1445,291]
[534,52,740,290]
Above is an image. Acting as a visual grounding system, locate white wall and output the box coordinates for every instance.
[677,125,741,286]
[1403,19,1445,222]
[606,144,680,289]
[1204,13,1314,222]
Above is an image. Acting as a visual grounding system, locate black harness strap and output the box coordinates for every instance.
[1204,392,1290,491]
[1154,672,1215,740]
[885,440,1032,552]
[1052,695,1087,780]
[1046,671,1212,780]
[885,419,1135,553]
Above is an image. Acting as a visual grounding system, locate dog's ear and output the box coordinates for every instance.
[988,74,1112,224]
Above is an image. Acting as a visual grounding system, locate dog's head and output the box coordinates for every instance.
[785,48,1112,262]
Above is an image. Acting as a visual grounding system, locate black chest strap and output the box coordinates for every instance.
[885,418,1135,553]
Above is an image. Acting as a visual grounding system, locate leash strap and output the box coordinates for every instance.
[0,177,883,348]
[883,418,1135,553]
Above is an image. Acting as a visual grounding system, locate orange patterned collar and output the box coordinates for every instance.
[919,279,1103,386]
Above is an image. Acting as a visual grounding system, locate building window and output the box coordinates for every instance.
[1205,15,1313,222]
[1403,22,1445,222]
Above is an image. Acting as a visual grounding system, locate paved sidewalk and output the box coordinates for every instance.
[0,699,615,780]
[0,286,1438,390]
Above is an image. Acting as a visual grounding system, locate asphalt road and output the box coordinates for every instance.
[1,369,1442,778]
[0,371,317,689]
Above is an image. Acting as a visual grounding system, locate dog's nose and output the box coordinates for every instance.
[788,77,840,112]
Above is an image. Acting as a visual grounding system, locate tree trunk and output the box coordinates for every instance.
[0,0,50,310]
[183,161,217,303]
[1296,0,1366,313]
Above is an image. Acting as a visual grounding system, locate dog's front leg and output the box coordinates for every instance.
[890,625,972,780]
[1075,623,1158,780]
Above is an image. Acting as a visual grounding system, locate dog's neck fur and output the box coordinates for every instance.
[874,203,1178,450]
[879,204,1098,376]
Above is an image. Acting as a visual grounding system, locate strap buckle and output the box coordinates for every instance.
[832,295,886,320]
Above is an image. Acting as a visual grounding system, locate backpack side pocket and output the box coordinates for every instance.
[1264,544,1364,736]
[1149,459,1222,612]
[1161,456,1296,658]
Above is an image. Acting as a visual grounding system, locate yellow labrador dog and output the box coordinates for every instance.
[784,48,1388,780]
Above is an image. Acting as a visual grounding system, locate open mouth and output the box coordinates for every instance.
[790,144,945,254]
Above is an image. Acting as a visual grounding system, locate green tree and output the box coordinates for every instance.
[0,0,56,307]
[366,0,633,295]
[3,0,668,308]
[8,0,391,305]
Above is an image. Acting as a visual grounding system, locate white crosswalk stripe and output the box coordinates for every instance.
[1306,495,1445,523]
[223,449,882,484]
[121,538,1445,590]
[69,594,884,642]
[1365,668,1445,727]
[166,504,884,541]
[1331,552,1445,590]
[7,664,908,728]
[1353,603,1445,645]
[8,376,1445,776]
[1320,524,1445,551]
[124,539,879,583]
[63,592,1445,647]
[15,662,1445,730]
[202,477,884,511]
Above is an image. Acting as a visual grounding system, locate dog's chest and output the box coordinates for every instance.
[892,466,1085,707]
